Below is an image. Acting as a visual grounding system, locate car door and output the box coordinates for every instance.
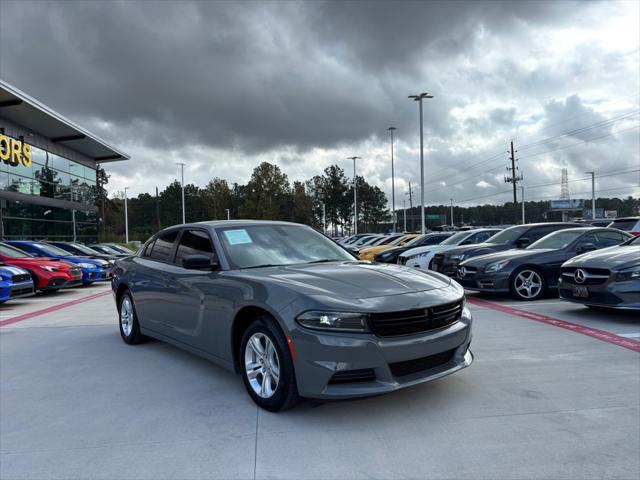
[163,228,227,355]
[131,230,179,335]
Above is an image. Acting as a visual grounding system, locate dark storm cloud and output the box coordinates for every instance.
[0,0,583,153]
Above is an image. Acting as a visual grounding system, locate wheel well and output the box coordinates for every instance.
[231,306,273,372]
[115,284,130,306]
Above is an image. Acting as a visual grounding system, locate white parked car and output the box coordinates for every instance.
[398,228,501,269]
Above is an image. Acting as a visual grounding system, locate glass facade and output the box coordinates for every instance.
[0,139,99,242]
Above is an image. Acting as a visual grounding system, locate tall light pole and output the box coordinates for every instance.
[176,162,186,224]
[347,156,361,234]
[408,92,433,234]
[403,199,407,232]
[124,187,129,244]
[586,171,596,219]
[521,184,526,224]
[450,198,454,228]
[387,127,397,232]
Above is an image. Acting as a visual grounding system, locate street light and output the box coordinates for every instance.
[408,92,433,234]
[176,162,186,224]
[585,171,596,219]
[387,127,397,232]
[347,156,361,234]
[450,198,454,228]
[124,187,129,244]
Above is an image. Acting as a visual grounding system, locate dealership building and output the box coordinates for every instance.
[0,80,129,242]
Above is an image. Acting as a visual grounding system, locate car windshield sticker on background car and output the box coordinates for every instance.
[111,220,473,411]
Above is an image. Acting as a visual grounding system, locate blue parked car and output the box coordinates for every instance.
[5,241,110,285]
[0,264,35,303]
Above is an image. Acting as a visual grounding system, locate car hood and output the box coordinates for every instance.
[563,245,640,270]
[461,248,551,267]
[229,261,452,299]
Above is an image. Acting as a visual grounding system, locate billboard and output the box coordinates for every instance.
[549,199,582,211]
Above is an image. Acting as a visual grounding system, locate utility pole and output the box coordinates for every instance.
[176,162,186,224]
[155,186,161,230]
[347,156,361,234]
[124,187,129,244]
[406,182,415,232]
[521,184,525,224]
[408,92,433,234]
[322,203,326,234]
[387,127,397,232]
[403,199,407,232]
[450,198,454,228]
[72,210,77,242]
[504,140,522,224]
[586,171,596,219]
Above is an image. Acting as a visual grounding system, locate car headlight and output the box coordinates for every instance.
[450,254,466,261]
[39,265,60,272]
[616,266,640,282]
[485,260,510,273]
[296,311,369,332]
[77,262,96,269]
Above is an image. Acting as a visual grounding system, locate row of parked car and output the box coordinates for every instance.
[338,218,640,309]
[0,242,135,304]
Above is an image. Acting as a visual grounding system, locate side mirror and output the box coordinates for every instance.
[515,237,530,248]
[576,243,597,255]
[182,254,218,270]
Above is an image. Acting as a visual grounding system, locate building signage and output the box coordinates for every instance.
[0,133,32,167]
[549,199,582,210]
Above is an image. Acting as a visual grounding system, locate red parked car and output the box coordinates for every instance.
[0,242,83,291]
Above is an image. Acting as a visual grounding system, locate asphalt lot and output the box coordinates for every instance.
[1,282,639,480]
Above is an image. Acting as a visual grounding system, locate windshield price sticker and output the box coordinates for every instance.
[224,229,253,245]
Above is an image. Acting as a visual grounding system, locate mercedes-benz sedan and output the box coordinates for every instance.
[112,221,473,411]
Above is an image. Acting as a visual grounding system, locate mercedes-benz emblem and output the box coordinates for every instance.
[574,269,586,284]
[458,267,467,278]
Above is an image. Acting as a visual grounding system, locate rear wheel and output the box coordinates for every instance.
[119,291,147,345]
[510,268,546,301]
[240,317,299,412]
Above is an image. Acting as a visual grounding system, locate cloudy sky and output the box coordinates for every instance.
[1,0,638,208]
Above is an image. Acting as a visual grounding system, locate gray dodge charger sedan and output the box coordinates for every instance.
[111,221,473,411]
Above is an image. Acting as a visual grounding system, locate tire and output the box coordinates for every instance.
[118,291,147,345]
[240,316,300,412]
[509,267,546,301]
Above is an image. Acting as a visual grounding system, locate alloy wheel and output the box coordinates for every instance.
[120,296,134,336]
[514,270,543,299]
[244,333,280,399]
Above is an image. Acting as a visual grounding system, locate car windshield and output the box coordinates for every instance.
[69,243,101,255]
[34,243,73,256]
[0,243,32,258]
[440,231,474,245]
[626,236,640,246]
[362,236,383,246]
[377,235,402,246]
[402,235,424,247]
[95,245,122,255]
[218,224,355,269]
[110,245,135,254]
[609,218,639,231]
[527,230,584,250]
[484,226,528,244]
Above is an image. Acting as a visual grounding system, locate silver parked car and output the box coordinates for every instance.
[111,221,473,411]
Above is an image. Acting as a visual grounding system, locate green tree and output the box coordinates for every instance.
[240,162,290,220]
[202,178,233,220]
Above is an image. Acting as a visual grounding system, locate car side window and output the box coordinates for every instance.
[525,226,559,243]
[593,231,627,247]
[175,229,216,265]
[472,231,493,243]
[575,233,598,248]
[141,240,156,258]
[147,231,179,262]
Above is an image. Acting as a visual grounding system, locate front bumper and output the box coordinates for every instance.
[289,310,473,399]
[559,278,640,310]
[9,281,35,299]
[455,272,511,293]
[81,269,103,283]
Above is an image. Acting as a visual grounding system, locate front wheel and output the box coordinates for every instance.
[119,291,147,345]
[240,317,299,412]
[510,268,546,301]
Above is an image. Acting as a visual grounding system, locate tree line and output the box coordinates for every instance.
[96,163,639,242]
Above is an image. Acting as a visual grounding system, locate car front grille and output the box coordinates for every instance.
[11,273,31,283]
[561,267,610,285]
[389,349,456,377]
[369,301,463,337]
[10,286,33,297]
[328,368,376,384]
[432,254,445,272]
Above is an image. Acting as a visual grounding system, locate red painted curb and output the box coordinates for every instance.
[0,290,112,328]
[467,297,640,353]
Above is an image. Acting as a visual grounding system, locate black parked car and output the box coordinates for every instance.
[373,232,453,264]
[559,235,640,310]
[47,242,118,264]
[432,222,583,277]
[456,227,631,300]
